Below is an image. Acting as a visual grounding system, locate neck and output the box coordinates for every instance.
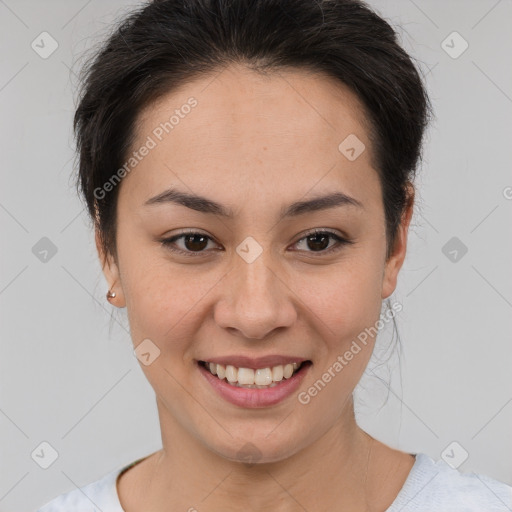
[144,395,376,511]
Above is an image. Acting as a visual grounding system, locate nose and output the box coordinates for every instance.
[214,249,297,340]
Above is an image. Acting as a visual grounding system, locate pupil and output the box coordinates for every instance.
[308,233,329,251]
[185,234,208,251]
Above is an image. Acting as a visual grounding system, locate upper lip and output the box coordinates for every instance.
[198,355,310,369]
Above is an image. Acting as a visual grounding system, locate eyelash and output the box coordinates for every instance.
[158,228,354,258]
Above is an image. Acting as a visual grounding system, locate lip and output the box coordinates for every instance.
[198,360,312,408]
[197,355,308,369]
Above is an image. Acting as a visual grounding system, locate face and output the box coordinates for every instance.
[98,64,412,463]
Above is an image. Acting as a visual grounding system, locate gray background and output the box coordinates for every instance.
[1,0,511,510]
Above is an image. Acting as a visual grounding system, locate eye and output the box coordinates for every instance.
[291,229,354,255]
[159,228,354,257]
[159,230,219,257]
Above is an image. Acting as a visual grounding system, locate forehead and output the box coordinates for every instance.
[121,63,380,214]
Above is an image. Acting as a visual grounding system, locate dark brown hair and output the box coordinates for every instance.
[74,0,431,262]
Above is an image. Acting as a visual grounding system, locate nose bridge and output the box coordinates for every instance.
[215,240,295,339]
[234,242,280,309]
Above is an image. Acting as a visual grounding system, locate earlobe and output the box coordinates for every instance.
[381,184,415,300]
[95,230,126,308]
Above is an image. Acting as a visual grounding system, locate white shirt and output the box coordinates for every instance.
[36,452,512,511]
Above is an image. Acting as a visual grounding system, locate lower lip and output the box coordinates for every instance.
[198,361,311,408]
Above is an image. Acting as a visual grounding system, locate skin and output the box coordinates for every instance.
[97,63,416,511]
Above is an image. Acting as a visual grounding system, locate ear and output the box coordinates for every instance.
[95,229,126,308]
[381,183,415,300]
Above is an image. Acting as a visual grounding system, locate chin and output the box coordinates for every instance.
[212,437,305,466]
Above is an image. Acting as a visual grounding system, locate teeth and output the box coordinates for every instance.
[216,364,226,380]
[237,367,255,385]
[203,361,304,388]
[226,364,237,383]
[255,368,272,386]
[272,364,284,382]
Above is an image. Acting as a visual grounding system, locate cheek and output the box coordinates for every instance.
[119,248,222,349]
[119,218,385,351]
[294,266,383,411]
[292,257,384,342]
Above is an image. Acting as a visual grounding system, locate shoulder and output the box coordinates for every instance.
[35,461,131,512]
[387,453,512,512]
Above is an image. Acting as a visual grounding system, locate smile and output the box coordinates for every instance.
[197,360,312,408]
[200,360,305,388]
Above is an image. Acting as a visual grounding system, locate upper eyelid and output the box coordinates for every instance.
[166,228,346,242]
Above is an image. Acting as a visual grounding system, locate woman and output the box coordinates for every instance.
[37,0,512,510]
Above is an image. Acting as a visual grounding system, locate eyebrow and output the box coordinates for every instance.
[144,187,364,220]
